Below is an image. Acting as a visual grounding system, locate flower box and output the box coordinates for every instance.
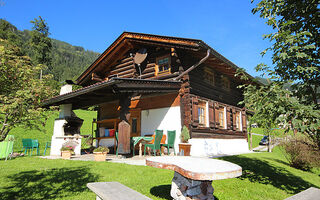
[93,152,107,161]
[61,151,72,159]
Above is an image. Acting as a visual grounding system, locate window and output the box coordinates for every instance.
[156,56,171,75]
[235,112,242,131]
[131,118,137,133]
[218,107,225,129]
[204,68,215,86]
[221,76,230,91]
[198,101,207,126]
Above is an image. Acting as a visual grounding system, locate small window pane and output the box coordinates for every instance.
[198,102,207,126]
[157,56,171,74]
[132,118,137,133]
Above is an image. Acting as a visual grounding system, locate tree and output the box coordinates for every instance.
[1,19,100,82]
[0,39,56,141]
[30,16,52,78]
[253,0,319,106]
[239,71,290,152]
[0,19,23,48]
[243,0,320,149]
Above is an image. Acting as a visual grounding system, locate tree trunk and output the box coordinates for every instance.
[0,128,10,142]
[250,132,253,151]
[0,115,10,142]
[268,132,272,152]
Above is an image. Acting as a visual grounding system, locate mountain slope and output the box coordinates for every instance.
[0,19,100,82]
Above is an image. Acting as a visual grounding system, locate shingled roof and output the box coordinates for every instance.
[42,78,180,109]
[76,32,255,86]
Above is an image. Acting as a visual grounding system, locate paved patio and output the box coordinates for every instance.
[40,150,254,166]
[40,154,149,166]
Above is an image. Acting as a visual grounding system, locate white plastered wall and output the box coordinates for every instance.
[99,106,182,149]
[189,138,250,157]
[98,104,250,157]
[141,106,181,151]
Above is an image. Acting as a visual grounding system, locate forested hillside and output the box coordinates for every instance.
[0,19,100,82]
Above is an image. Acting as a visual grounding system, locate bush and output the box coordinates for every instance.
[60,140,78,154]
[60,146,74,153]
[93,146,109,153]
[281,137,320,171]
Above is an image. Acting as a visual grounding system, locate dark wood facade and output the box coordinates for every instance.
[65,32,254,140]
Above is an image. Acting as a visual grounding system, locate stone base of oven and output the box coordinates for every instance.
[171,172,214,200]
[50,118,82,156]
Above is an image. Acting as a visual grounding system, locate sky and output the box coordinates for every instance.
[0,0,274,77]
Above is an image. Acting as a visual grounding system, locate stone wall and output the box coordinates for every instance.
[171,172,214,200]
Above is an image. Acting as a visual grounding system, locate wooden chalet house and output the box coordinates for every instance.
[44,32,254,156]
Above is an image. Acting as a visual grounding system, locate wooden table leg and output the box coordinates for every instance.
[139,143,142,157]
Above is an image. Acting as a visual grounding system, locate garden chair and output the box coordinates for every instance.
[22,139,33,156]
[31,139,40,156]
[144,130,163,156]
[0,135,14,161]
[146,134,166,155]
[148,134,166,145]
[161,130,176,155]
[43,141,51,156]
[115,131,119,156]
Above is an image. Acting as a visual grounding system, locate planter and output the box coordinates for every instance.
[94,152,107,161]
[61,151,72,159]
[178,143,191,156]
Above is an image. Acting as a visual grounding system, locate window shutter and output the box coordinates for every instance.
[242,110,247,132]
[192,97,199,127]
[214,102,220,128]
[209,101,215,128]
[226,107,232,130]
[232,109,237,131]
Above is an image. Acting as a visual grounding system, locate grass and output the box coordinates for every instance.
[3,111,320,199]
[1,148,319,200]
[0,156,173,200]
[217,148,320,199]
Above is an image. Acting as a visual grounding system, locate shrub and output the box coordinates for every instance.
[180,125,190,143]
[60,146,74,153]
[60,140,78,154]
[93,146,109,153]
[281,137,320,171]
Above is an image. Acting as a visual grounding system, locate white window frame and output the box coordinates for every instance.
[224,107,227,129]
[198,101,208,127]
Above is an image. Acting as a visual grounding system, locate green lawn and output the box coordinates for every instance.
[3,111,320,199]
[1,148,319,200]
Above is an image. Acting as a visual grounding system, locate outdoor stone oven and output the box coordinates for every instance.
[50,115,83,156]
[63,116,84,136]
[50,84,83,156]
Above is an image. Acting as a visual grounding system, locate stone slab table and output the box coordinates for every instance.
[146,156,242,200]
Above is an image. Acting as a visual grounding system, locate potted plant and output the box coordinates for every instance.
[82,135,94,154]
[178,125,191,156]
[93,146,109,161]
[60,145,74,159]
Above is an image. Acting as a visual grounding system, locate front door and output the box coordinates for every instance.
[129,109,141,137]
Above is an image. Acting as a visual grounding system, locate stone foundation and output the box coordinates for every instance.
[171,172,214,200]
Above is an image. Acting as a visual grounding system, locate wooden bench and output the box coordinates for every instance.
[87,182,152,200]
[285,187,320,200]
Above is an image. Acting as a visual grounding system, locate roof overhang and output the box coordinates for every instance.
[76,32,201,85]
[42,78,181,109]
[76,31,259,86]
